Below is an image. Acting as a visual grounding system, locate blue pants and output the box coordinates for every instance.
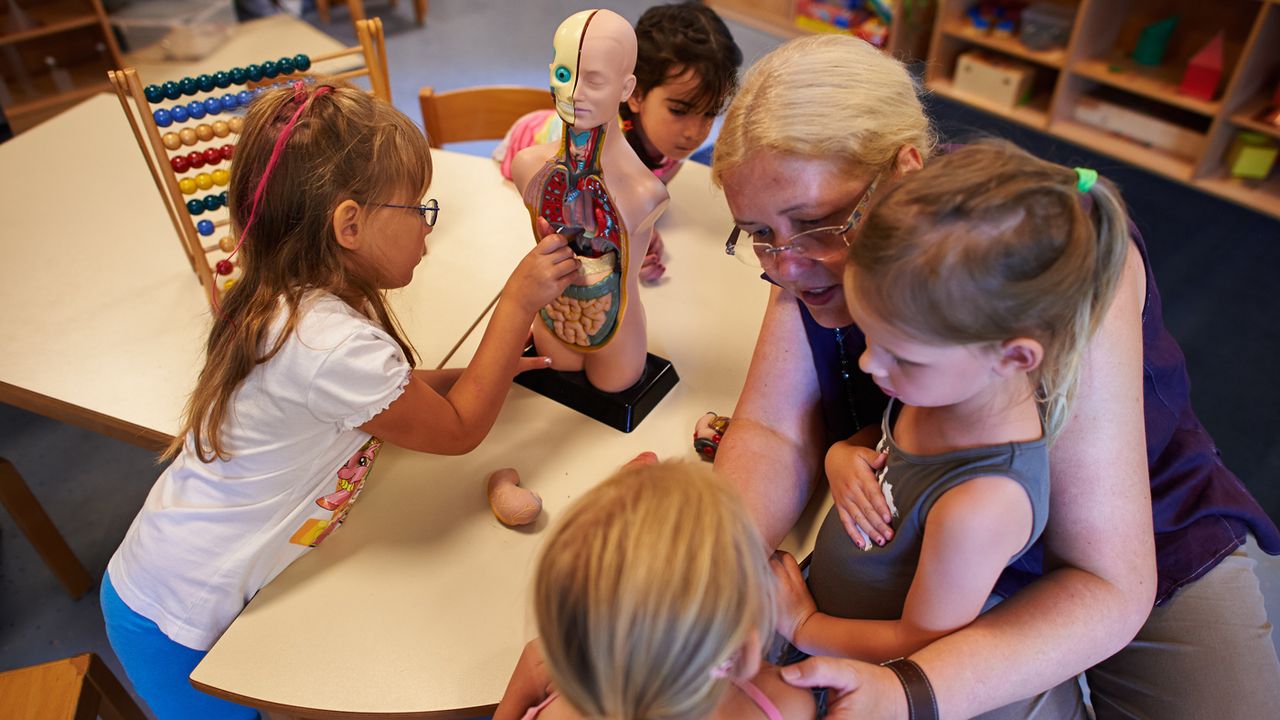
[100,572,259,720]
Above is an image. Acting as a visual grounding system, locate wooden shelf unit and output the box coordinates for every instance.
[0,0,122,134]
[925,0,1280,220]
[707,0,938,61]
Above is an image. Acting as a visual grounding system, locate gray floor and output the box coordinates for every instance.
[1,1,1277,717]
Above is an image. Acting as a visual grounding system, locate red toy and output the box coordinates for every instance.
[1179,32,1224,102]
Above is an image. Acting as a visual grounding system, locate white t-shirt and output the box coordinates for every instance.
[108,292,412,650]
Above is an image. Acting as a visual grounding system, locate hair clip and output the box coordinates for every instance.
[1074,167,1098,193]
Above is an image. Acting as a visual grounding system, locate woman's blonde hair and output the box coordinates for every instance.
[534,461,773,720]
[712,34,936,183]
[165,80,432,462]
[847,140,1132,439]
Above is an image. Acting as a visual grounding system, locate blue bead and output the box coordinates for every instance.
[187,199,205,215]
[293,53,311,72]
[261,60,279,79]
[203,195,222,211]
[197,219,215,236]
[219,191,228,204]
[170,105,189,123]
[229,66,246,85]
[162,81,181,100]
[153,109,172,127]
[236,90,252,105]
[144,84,164,103]
[204,98,222,115]
[197,74,216,92]
[187,100,206,119]
[213,71,231,88]
[179,77,198,96]
[220,94,237,111]
[277,57,295,75]
[246,63,262,82]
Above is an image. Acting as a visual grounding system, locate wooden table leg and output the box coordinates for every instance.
[0,457,93,599]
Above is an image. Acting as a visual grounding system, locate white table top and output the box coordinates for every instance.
[190,162,783,717]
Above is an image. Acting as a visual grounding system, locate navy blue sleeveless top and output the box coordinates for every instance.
[791,221,1280,605]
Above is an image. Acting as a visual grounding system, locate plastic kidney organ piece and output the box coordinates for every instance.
[486,468,543,527]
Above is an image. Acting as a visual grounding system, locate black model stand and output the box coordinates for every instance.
[514,344,679,432]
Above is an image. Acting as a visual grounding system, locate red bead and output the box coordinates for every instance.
[187,151,206,169]
[215,259,234,275]
[220,143,235,160]
[203,147,222,165]
[171,155,190,173]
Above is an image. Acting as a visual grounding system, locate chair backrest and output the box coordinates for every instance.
[419,85,554,148]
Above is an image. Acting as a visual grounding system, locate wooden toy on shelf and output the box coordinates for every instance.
[1179,32,1223,102]
[1226,131,1278,180]
[107,18,391,306]
[953,49,1033,108]
[1132,15,1178,67]
[1072,94,1203,160]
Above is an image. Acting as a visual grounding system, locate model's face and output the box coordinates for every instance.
[549,10,593,125]
[549,10,633,129]
[721,150,874,328]
[627,69,716,161]
[364,194,432,289]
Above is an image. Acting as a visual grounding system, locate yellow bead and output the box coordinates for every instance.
[228,116,244,134]
[219,235,236,252]
[196,173,213,190]
[195,124,214,142]
[162,132,181,150]
[223,278,237,290]
[211,168,230,187]
[179,128,198,146]
[179,178,197,195]
[212,120,230,138]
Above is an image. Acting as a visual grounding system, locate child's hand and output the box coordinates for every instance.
[825,441,892,549]
[515,355,554,373]
[770,550,817,644]
[506,218,581,315]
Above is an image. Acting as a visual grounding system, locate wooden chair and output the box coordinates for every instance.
[0,458,92,599]
[316,0,428,27]
[418,85,553,148]
[0,653,147,720]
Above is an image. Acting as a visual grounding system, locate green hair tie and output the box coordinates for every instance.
[1074,167,1098,193]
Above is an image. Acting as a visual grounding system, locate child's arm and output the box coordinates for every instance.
[493,639,552,720]
[824,425,892,549]
[772,476,1034,663]
[361,222,579,454]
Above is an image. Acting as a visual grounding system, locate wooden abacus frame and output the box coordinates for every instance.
[107,19,392,305]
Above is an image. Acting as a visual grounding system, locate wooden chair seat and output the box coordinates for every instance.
[0,653,146,720]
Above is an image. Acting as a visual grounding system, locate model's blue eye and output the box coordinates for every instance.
[554,65,572,83]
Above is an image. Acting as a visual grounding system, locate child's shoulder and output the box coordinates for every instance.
[723,664,817,720]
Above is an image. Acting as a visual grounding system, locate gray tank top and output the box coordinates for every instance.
[808,400,1050,620]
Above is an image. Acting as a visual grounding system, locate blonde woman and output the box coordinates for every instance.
[711,34,1280,719]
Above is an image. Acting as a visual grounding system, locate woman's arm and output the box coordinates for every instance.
[713,285,826,549]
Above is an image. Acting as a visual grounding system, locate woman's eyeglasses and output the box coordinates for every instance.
[725,175,880,268]
[372,198,440,227]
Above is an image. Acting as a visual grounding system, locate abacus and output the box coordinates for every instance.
[107,19,392,305]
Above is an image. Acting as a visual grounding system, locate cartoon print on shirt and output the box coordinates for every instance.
[289,437,383,547]
[854,435,898,552]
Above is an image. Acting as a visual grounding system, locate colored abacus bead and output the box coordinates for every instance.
[197,74,215,92]
[195,173,213,190]
[293,53,311,71]
[218,235,235,252]
[162,133,182,150]
[246,63,263,81]
[180,77,198,96]
[236,90,252,106]
[223,278,237,290]
[187,151,206,169]
[212,120,230,138]
[219,191,228,204]
[213,70,231,88]
[195,124,214,142]
[203,195,221,211]
[171,155,190,173]
[212,168,230,186]
[215,259,234,276]
[187,199,205,215]
[179,177,197,194]
[187,100,206,119]
[197,219,216,236]
[230,67,246,85]
[203,97,222,115]
[220,94,237,111]
[203,147,222,165]
[261,60,279,78]
[170,104,189,123]
[228,116,244,134]
[178,128,198,146]
[220,144,235,160]
[153,109,172,127]
[162,81,181,100]
[145,84,164,103]
[277,56,295,75]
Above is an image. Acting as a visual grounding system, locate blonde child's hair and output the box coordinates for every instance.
[534,461,773,720]
[712,34,936,183]
[166,80,432,462]
[847,140,1132,439]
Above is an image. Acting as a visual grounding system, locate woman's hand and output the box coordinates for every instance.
[506,218,581,315]
[770,551,818,644]
[781,657,909,719]
[825,439,892,549]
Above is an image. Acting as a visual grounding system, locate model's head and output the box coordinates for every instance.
[534,460,773,720]
[846,141,1132,437]
[549,9,637,128]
